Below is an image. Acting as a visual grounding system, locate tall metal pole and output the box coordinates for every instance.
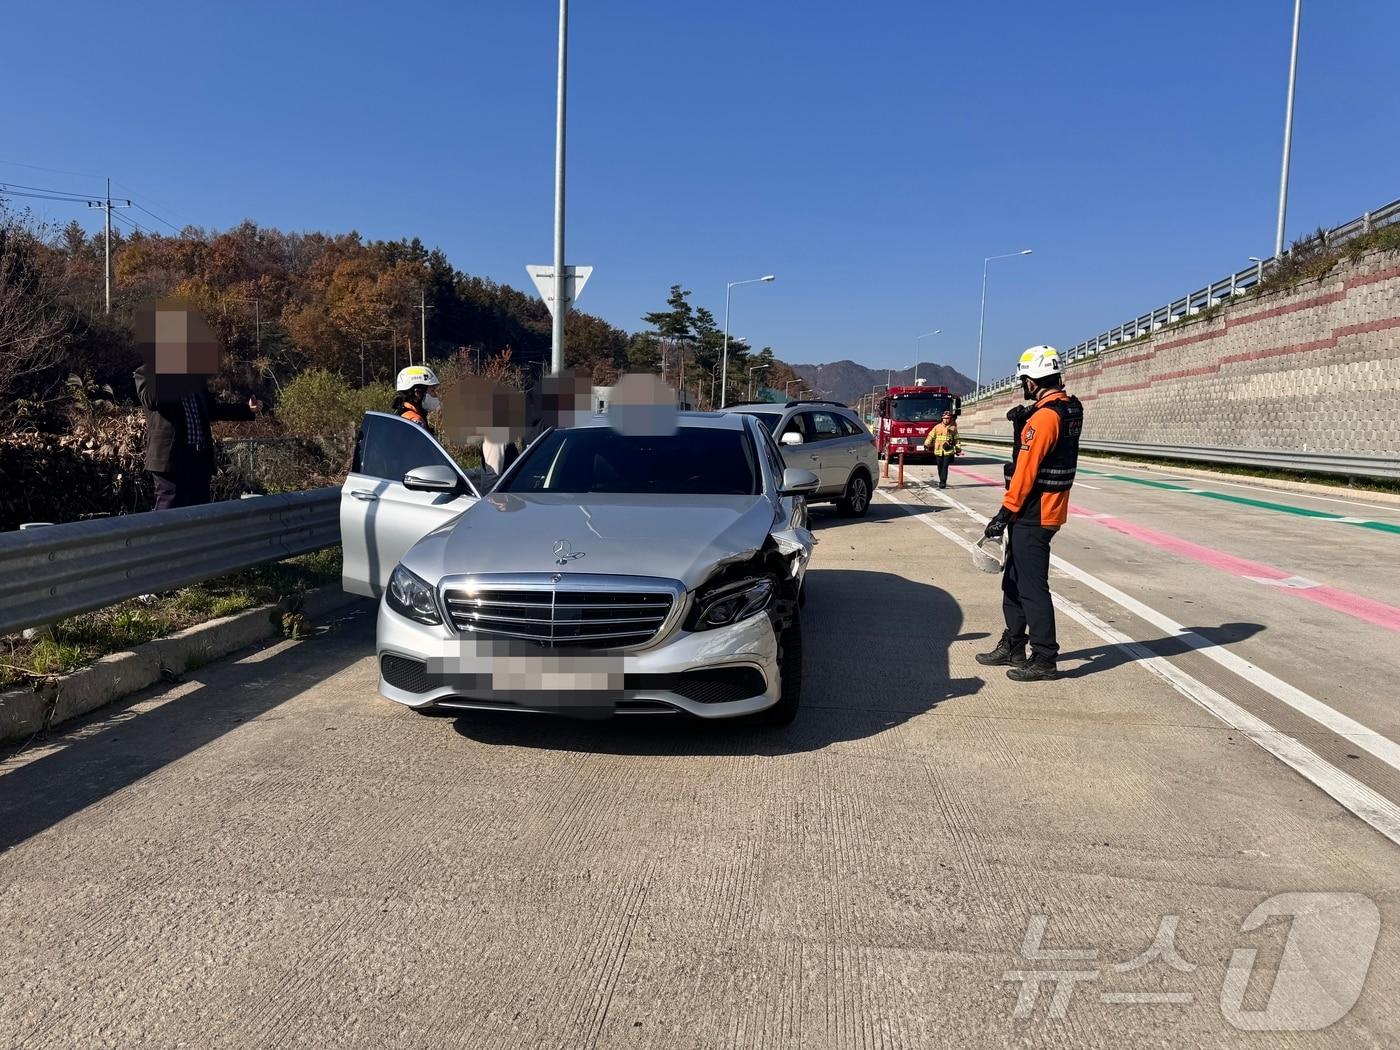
[419,288,428,364]
[1274,0,1302,258]
[104,178,112,315]
[550,0,569,374]
[975,251,1031,395]
[975,257,989,395]
[720,283,733,408]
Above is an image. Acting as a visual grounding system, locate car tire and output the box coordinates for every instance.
[837,471,871,517]
[752,612,802,727]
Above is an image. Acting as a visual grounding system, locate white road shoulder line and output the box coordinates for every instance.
[902,478,1400,774]
[878,488,1400,847]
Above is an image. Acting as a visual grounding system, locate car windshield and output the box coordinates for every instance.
[889,396,953,422]
[734,411,780,434]
[498,426,760,495]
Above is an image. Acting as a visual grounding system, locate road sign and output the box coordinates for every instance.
[526,264,593,316]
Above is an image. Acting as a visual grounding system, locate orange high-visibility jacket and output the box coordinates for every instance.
[1002,390,1081,528]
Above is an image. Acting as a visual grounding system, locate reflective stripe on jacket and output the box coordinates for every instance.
[923,423,960,455]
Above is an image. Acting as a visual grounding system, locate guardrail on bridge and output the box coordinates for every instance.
[0,488,340,637]
[961,434,1400,481]
[968,196,1400,401]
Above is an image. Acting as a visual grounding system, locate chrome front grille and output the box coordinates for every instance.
[442,576,678,649]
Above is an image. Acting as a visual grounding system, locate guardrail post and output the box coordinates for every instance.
[19,523,57,641]
[1363,210,1373,234]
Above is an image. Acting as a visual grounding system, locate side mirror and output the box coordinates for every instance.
[403,464,462,493]
[780,467,820,496]
[780,431,804,447]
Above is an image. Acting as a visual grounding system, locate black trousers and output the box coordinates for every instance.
[934,454,953,486]
[1002,522,1058,661]
[151,460,212,510]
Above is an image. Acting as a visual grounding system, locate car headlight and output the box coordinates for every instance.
[386,565,442,625]
[688,576,775,631]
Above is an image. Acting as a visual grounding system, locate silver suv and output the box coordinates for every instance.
[340,411,817,723]
[722,400,876,517]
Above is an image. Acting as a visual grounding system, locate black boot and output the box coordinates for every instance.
[1007,656,1059,682]
[975,634,1028,667]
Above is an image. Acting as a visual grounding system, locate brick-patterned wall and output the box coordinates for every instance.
[958,248,1400,457]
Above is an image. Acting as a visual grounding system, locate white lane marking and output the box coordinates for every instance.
[899,480,1400,773]
[1246,575,1322,590]
[878,488,1400,847]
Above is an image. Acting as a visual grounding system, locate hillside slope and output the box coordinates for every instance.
[788,360,974,406]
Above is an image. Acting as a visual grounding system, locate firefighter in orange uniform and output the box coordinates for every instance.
[976,346,1082,681]
[393,365,441,432]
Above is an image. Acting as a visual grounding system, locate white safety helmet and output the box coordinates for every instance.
[1016,345,1062,380]
[395,365,440,392]
[972,534,1004,574]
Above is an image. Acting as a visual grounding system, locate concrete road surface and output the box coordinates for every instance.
[2,462,1397,1048]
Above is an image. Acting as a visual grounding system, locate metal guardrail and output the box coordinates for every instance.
[0,488,341,636]
[970,196,1400,400]
[961,434,1400,481]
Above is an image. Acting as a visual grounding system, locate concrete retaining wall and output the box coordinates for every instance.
[959,248,1400,457]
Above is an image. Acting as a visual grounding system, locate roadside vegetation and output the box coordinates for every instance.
[0,547,342,690]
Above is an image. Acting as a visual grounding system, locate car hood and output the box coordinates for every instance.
[402,492,782,591]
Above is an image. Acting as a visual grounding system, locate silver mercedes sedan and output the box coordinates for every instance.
[339,411,817,723]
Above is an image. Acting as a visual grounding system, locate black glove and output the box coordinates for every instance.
[984,507,1012,540]
[1006,404,1030,425]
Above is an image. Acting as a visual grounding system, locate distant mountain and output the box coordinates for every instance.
[787,360,975,406]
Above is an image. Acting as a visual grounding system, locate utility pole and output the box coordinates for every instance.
[551,0,569,374]
[1275,0,1302,258]
[86,179,131,315]
[231,298,263,355]
[415,289,432,364]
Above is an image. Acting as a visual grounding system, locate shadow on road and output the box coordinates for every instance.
[1057,621,1265,680]
[0,603,376,854]
[804,501,924,530]
[451,568,982,756]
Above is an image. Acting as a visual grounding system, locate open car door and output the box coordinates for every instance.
[340,412,480,597]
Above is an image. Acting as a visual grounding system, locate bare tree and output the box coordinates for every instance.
[0,208,67,405]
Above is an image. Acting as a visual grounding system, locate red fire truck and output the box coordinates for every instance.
[874,382,962,460]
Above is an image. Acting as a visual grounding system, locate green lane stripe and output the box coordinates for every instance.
[1105,474,1192,491]
[1193,490,1343,519]
[966,444,1396,535]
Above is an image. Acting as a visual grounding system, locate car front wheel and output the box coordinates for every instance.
[752,611,802,726]
[837,471,871,517]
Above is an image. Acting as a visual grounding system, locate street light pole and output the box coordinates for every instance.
[914,329,940,384]
[975,249,1033,395]
[720,274,775,408]
[1275,0,1302,258]
[551,0,569,374]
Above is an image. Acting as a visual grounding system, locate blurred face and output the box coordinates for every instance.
[135,298,221,397]
[941,412,952,425]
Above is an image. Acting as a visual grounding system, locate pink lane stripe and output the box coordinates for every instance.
[949,465,1004,487]
[1071,509,1400,635]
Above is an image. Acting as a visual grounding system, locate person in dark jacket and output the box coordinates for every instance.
[134,366,262,509]
[132,300,262,510]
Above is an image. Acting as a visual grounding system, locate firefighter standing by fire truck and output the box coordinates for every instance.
[976,346,1082,682]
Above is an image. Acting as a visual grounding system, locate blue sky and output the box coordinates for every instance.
[5,1,1399,381]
